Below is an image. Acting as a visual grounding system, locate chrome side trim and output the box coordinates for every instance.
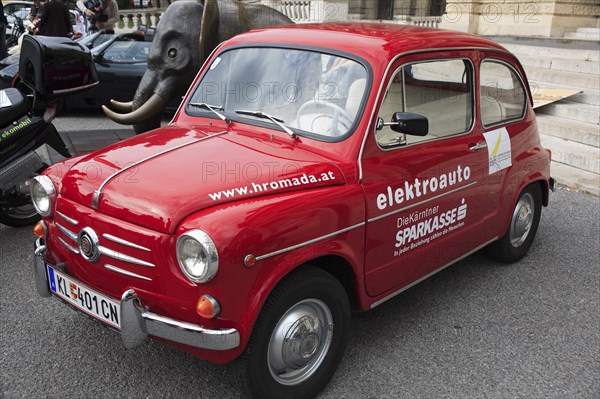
[104,264,152,281]
[56,211,79,226]
[103,234,151,252]
[367,181,478,223]
[58,236,79,254]
[92,131,227,209]
[370,237,497,308]
[55,222,77,241]
[98,246,155,267]
[256,222,365,261]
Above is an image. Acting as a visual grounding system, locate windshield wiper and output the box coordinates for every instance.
[235,110,296,138]
[190,102,230,123]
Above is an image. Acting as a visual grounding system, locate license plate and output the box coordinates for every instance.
[47,266,121,329]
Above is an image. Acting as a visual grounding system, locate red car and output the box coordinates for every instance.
[31,24,553,398]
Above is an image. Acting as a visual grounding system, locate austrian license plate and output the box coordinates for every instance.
[47,266,121,329]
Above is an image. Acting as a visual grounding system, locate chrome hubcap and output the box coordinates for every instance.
[267,299,333,386]
[510,193,534,247]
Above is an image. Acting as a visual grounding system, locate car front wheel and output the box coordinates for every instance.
[234,266,350,399]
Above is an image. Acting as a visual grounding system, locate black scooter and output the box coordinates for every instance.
[0,35,98,227]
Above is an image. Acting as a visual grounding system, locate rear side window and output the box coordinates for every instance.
[479,60,527,127]
[376,58,473,147]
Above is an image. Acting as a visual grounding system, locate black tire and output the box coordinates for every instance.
[233,266,351,399]
[486,183,542,263]
[0,207,40,227]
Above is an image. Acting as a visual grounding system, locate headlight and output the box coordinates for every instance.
[30,175,56,217]
[176,230,219,283]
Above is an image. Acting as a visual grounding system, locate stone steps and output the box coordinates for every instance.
[521,66,599,90]
[536,114,600,147]
[564,27,600,41]
[495,36,599,195]
[501,43,600,62]
[540,135,600,175]
[516,55,599,75]
[550,162,600,196]
[535,100,599,125]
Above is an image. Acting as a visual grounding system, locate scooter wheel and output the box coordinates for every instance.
[0,208,40,227]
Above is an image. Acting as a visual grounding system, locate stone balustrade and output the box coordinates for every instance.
[117,8,164,32]
[400,15,442,28]
[116,2,444,31]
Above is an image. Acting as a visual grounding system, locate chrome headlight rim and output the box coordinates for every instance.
[176,229,219,283]
[30,175,56,217]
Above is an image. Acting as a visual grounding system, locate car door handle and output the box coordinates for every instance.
[469,142,488,151]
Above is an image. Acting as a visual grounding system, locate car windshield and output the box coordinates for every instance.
[187,47,368,140]
[101,40,150,63]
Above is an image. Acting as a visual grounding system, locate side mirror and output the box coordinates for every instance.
[376,112,428,136]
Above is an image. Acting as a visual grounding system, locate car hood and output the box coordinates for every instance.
[60,125,345,233]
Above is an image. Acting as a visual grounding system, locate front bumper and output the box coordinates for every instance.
[33,239,240,351]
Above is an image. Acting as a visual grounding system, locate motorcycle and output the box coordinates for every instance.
[6,14,27,50]
[0,35,98,227]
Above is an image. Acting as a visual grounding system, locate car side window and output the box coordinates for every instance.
[376,58,473,147]
[479,60,527,127]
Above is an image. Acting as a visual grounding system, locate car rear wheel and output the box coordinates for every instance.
[487,183,542,263]
[234,266,350,399]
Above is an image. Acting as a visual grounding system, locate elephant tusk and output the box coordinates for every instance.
[109,99,133,112]
[103,94,167,125]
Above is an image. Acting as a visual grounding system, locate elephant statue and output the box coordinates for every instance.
[103,0,292,133]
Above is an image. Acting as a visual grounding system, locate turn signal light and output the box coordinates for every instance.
[196,295,221,319]
[33,220,47,239]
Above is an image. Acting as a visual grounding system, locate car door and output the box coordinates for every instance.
[361,51,500,298]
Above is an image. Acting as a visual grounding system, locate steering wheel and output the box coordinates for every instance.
[296,101,354,136]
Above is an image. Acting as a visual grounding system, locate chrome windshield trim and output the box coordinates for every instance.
[103,234,151,252]
[104,264,152,281]
[92,131,227,209]
[56,211,79,226]
[255,222,365,261]
[55,222,77,241]
[98,246,155,267]
[367,181,478,223]
[58,236,79,254]
[370,237,497,308]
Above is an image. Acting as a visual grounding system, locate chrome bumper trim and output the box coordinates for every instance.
[33,239,51,297]
[33,240,240,351]
[121,290,239,350]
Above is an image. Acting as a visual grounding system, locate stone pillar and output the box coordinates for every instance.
[439,0,600,37]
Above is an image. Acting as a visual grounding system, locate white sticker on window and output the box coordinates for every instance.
[483,127,512,174]
[210,57,221,70]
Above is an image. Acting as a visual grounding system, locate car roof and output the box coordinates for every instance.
[225,23,508,64]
